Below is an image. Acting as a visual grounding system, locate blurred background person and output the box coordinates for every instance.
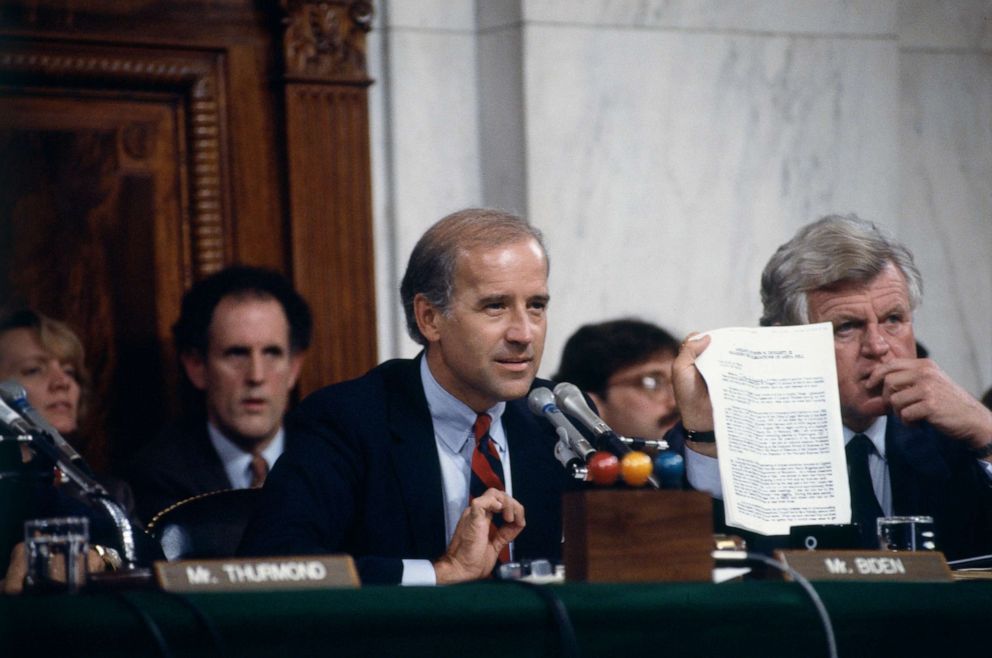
[553,318,680,441]
[0,309,162,592]
[0,309,133,510]
[126,265,311,523]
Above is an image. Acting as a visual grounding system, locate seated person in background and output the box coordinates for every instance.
[0,309,134,511]
[982,386,992,411]
[554,318,680,440]
[673,214,992,557]
[0,310,159,593]
[240,208,571,585]
[126,266,311,523]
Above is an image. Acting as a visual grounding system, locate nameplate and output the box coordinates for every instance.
[154,555,360,592]
[774,550,952,582]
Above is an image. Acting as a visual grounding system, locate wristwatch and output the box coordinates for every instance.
[685,428,716,443]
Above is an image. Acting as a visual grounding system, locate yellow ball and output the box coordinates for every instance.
[620,451,653,487]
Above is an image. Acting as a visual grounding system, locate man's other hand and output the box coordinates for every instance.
[868,357,992,453]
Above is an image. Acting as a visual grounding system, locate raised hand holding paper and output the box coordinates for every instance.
[694,323,848,536]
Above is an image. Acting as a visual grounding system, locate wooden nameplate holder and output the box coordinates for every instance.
[774,549,952,582]
[155,554,359,592]
[563,489,713,582]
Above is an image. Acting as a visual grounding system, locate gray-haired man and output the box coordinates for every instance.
[674,214,992,558]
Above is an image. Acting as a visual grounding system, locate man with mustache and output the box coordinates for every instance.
[674,214,992,557]
[127,266,311,523]
[241,208,569,585]
[555,318,681,441]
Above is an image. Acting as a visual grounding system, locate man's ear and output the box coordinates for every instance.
[413,293,443,343]
[287,353,304,389]
[180,351,208,391]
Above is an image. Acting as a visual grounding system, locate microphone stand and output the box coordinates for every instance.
[25,429,139,567]
[553,428,589,481]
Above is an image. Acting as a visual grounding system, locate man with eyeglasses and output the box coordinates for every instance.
[553,318,680,441]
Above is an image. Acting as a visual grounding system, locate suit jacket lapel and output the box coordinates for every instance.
[887,414,949,515]
[193,421,236,491]
[385,355,448,558]
[503,399,551,557]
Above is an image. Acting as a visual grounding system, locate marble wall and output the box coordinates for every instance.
[368,0,992,396]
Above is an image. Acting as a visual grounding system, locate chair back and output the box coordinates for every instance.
[147,488,262,560]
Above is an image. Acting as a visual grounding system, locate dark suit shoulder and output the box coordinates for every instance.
[124,419,230,523]
[130,421,206,462]
[293,358,417,416]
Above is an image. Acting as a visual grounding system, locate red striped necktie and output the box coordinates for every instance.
[469,412,510,563]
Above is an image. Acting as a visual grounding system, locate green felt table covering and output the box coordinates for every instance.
[1,580,989,657]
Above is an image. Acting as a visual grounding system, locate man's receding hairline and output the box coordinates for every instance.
[202,293,293,353]
[449,236,549,280]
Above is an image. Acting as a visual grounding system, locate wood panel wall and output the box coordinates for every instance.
[0,0,377,472]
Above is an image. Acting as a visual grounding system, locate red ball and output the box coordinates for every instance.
[587,451,620,486]
[621,451,653,487]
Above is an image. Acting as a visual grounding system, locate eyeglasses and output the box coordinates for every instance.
[606,372,671,396]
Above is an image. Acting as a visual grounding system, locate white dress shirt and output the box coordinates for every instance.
[401,357,514,585]
[207,422,285,490]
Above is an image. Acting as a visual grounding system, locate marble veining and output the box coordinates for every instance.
[368,0,992,395]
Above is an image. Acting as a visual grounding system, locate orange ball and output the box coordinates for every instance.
[621,451,653,487]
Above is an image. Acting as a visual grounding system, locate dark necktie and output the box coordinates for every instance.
[847,433,883,548]
[249,453,269,488]
[469,413,510,563]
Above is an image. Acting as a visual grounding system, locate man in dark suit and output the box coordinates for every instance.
[241,208,570,585]
[127,266,312,523]
[673,214,992,559]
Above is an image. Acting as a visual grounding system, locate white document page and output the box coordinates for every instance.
[694,323,849,536]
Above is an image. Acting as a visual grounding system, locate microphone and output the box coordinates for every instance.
[553,382,660,489]
[527,387,596,462]
[0,395,33,435]
[0,380,95,478]
[625,437,669,451]
[552,382,631,457]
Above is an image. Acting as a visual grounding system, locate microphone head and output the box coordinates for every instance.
[0,396,30,433]
[0,380,27,404]
[552,381,585,407]
[527,387,556,416]
[0,379,59,438]
[654,451,685,489]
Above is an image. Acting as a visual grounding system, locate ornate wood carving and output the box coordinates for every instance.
[0,41,231,283]
[281,0,372,83]
[0,0,378,471]
[279,0,377,391]
[0,39,234,469]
